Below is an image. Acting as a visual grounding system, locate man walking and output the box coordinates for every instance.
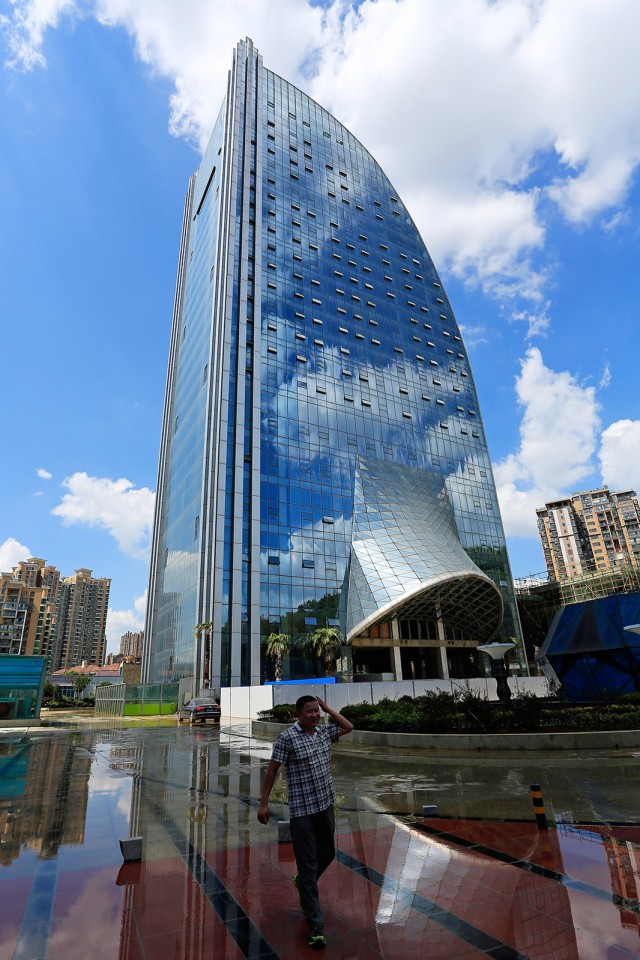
[257,695,353,949]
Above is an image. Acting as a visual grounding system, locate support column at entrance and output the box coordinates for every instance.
[435,602,449,679]
[392,645,402,680]
[437,646,449,679]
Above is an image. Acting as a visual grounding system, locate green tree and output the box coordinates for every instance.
[300,626,343,677]
[194,622,213,688]
[265,633,291,682]
[67,672,92,698]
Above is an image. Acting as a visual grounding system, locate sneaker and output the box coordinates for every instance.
[293,873,302,905]
[308,925,326,949]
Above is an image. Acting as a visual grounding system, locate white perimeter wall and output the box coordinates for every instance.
[221,677,549,721]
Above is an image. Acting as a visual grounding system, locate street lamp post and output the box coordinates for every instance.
[477,642,516,703]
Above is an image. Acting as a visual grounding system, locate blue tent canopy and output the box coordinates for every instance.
[537,592,640,700]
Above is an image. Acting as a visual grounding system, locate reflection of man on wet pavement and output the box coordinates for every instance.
[257,695,353,949]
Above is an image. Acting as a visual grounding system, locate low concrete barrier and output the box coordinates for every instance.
[251,719,640,752]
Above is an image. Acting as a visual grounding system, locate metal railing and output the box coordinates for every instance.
[94,681,179,717]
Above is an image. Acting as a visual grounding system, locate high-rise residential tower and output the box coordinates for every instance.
[1,558,110,669]
[144,39,523,688]
[0,561,46,657]
[51,568,110,670]
[120,630,143,659]
[536,487,640,581]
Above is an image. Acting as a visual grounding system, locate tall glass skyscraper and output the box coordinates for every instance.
[143,39,524,688]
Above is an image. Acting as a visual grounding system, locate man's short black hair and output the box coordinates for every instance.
[295,695,318,714]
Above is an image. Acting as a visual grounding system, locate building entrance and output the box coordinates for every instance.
[400,647,441,680]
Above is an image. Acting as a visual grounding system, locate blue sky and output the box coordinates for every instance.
[1,0,639,652]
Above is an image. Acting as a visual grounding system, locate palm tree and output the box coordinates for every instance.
[194,622,213,688]
[265,632,291,682]
[304,626,343,677]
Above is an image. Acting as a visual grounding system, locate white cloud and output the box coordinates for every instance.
[494,347,600,536]
[4,0,640,309]
[105,590,146,652]
[133,588,147,617]
[92,0,325,145]
[52,472,155,560]
[457,323,489,349]
[599,420,640,495]
[603,210,629,233]
[599,362,611,390]
[0,537,31,572]
[511,302,551,339]
[36,467,52,479]
[0,0,78,69]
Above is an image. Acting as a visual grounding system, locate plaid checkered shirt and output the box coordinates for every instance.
[271,721,341,818]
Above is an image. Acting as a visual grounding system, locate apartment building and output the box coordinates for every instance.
[536,487,640,581]
[119,630,143,659]
[0,566,44,656]
[0,558,110,669]
[51,568,110,670]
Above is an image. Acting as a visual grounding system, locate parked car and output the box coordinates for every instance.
[178,698,221,724]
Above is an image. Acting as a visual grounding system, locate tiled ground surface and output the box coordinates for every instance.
[1,724,639,959]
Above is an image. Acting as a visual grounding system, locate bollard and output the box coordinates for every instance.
[530,783,547,830]
[119,836,143,861]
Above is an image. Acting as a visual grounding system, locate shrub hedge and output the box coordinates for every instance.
[257,690,640,734]
[257,703,297,724]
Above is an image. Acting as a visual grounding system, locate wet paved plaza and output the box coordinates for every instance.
[1,720,640,959]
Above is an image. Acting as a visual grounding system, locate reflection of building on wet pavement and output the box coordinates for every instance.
[368,820,581,959]
[605,834,640,935]
[0,739,91,865]
[126,731,265,840]
[117,732,267,960]
[3,725,640,959]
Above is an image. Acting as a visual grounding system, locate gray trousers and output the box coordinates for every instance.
[290,805,335,930]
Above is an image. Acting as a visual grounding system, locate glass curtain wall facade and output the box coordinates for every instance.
[144,39,524,688]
